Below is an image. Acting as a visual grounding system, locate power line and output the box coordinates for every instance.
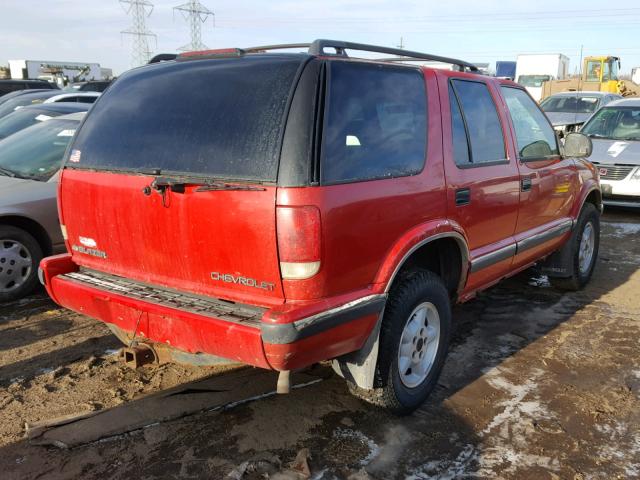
[174,0,214,52]
[120,0,156,67]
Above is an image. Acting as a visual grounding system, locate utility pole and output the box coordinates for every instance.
[174,0,214,52]
[120,0,156,67]
[397,37,405,49]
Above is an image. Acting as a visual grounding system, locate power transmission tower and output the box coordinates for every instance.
[120,0,156,67]
[174,0,214,52]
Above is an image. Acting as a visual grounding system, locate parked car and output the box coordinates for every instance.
[0,90,62,119]
[0,112,84,302]
[74,81,113,93]
[581,97,640,208]
[0,103,89,140]
[540,91,622,137]
[43,92,100,104]
[40,41,600,414]
[0,79,58,97]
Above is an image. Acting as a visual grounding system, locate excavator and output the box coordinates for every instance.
[541,56,638,99]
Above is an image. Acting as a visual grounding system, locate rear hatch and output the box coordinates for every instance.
[59,55,308,306]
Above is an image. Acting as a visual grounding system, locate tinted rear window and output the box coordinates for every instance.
[70,56,304,181]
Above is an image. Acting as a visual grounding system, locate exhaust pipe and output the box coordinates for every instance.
[121,344,157,369]
[277,370,291,394]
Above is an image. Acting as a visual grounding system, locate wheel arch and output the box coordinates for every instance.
[383,231,470,299]
[0,215,53,256]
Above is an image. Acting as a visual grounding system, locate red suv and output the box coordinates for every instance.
[40,40,601,413]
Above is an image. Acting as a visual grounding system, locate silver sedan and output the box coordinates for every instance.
[0,112,84,302]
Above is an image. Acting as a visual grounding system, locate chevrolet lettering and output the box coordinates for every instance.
[211,272,275,291]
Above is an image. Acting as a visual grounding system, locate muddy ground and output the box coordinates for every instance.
[0,209,639,480]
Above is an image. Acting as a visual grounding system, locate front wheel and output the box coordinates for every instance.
[550,203,600,291]
[348,270,451,415]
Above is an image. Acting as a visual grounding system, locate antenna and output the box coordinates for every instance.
[174,0,215,52]
[397,37,405,49]
[120,0,156,67]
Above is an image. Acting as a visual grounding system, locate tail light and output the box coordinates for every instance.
[276,206,321,280]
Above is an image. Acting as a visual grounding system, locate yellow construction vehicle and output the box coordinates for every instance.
[541,56,638,99]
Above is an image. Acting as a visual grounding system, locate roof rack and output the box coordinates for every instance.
[242,39,477,72]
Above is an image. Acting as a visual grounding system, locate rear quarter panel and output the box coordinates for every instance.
[278,69,448,301]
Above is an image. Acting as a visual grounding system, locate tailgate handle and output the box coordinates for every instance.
[455,188,471,206]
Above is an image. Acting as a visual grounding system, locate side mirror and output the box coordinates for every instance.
[563,132,592,158]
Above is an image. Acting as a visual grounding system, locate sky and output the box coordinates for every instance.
[1,0,640,76]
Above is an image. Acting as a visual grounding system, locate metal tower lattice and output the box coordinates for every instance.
[174,0,214,52]
[120,0,156,67]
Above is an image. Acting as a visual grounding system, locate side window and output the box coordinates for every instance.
[501,87,559,161]
[321,62,427,184]
[450,79,506,164]
[448,86,470,165]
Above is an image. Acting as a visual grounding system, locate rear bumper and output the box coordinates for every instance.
[40,254,384,371]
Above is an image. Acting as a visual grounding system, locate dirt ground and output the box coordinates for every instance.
[1,209,639,480]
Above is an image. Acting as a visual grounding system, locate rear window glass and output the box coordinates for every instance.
[69,56,304,181]
[321,62,427,184]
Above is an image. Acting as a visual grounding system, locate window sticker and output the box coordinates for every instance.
[69,149,82,163]
[57,129,76,137]
[346,135,361,146]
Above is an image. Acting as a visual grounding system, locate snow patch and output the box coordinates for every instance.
[605,222,640,237]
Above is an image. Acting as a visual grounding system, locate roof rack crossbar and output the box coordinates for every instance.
[308,39,478,72]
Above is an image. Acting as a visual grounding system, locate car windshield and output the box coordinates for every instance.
[581,106,640,141]
[0,118,77,181]
[0,108,63,140]
[518,75,551,87]
[540,95,600,113]
[0,92,57,119]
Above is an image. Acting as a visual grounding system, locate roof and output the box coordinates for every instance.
[607,97,640,107]
[546,91,614,98]
[19,102,90,114]
[44,92,100,103]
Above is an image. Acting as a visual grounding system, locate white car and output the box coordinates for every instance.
[43,92,100,104]
[581,98,640,208]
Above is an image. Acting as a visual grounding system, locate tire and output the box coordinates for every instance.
[550,203,600,291]
[0,226,43,303]
[348,270,451,415]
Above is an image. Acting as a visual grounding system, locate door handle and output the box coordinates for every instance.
[455,188,471,206]
[521,176,532,192]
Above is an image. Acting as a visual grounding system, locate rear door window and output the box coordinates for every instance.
[501,87,559,160]
[321,62,427,184]
[449,79,506,165]
[69,56,304,181]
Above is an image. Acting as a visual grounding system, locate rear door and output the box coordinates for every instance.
[438,74,520,292]
[500,86,578,269]
[60,55,308,307]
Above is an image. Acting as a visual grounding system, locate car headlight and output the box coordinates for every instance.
[631,167,640,181]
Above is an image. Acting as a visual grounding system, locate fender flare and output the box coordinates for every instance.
[372,219,471,296]
[572,176,602,220]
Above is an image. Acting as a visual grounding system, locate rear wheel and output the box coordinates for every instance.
[0,226,43,303]
[550,203,600,291]
[348,270,451,415]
